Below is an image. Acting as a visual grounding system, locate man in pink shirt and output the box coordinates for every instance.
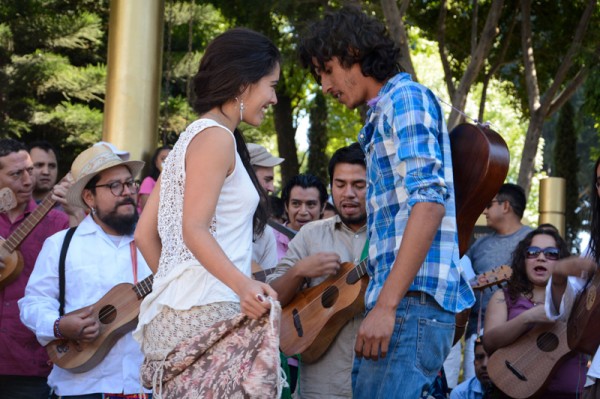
[0,139,69,398]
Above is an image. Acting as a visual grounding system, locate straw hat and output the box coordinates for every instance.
[94,141,131,161]
[66,145,144,209]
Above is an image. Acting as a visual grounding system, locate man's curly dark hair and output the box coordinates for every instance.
[506,227,570,301]
[298,5,402,83]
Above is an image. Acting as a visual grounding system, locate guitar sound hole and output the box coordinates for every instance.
[537,332,559,352]
[321,286,339,308]
[99,305,117,324]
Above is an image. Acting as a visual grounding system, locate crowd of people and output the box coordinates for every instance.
[0,5,598,399]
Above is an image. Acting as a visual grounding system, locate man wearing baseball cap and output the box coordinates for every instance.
[247,143,284,273]
[19,144,152,398]
[248,143,284,195]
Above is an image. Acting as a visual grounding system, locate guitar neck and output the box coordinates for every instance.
[253,267,276,283]
[2,194,57,253]
[132,274,154,299]
[346,259,368,284]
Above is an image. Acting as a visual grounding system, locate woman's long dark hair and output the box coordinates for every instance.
[190,28,281,236]
[589,157,600,264]
[507,227,570,301]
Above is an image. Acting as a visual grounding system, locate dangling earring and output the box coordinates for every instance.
[236,97,245,121]
[91,207,96,215]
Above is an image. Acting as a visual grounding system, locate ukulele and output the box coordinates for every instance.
[279,263,512,364]
[46,275,154,373]
[487,320,572,399]
[0,178,68,289]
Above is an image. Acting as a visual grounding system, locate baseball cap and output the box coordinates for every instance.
[247,143,284,167]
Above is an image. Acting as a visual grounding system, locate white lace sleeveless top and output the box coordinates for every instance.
[134,119,258,342]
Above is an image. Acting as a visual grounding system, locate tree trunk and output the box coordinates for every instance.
[380,0,416,79]
[274,83,299,188]
[517,0,597,197]
[307,91,329,184]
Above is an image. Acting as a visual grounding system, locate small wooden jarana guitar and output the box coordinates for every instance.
[46,275,154,373]
[488,319,572,399]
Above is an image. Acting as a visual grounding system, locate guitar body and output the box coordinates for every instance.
[450,123,510,257]
[0,238,24,290]
[488,321,570,399]
[280,261,368,363]
[46,282,143,373]
[449,124,509,344]
[567,271,600,354]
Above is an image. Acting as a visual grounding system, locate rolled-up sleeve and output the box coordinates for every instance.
[544,276,585,321]
[392,88,447,208]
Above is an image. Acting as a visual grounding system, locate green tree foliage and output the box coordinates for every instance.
[553,101,581,252]
[0,0,108,172]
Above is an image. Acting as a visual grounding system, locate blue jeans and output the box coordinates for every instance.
[351,292,454,399]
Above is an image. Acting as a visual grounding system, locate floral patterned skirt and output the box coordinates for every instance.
[141,300,284,399]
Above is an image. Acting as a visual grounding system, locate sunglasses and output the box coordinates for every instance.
[525,246,560,261]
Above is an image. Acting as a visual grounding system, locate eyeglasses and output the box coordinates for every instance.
[485,199,505,209]
[525,246,560,261]
[93,179,139,196]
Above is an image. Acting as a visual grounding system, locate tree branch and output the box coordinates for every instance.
[447,0,504,129]
[540,0,597,111]
[437,0,455,100]
[520,0,541,112]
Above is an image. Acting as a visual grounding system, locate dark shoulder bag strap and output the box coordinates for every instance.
[58,227,77,316]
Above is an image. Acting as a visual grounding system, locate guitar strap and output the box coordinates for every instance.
[360,239,369,263]
[58,227,77,316]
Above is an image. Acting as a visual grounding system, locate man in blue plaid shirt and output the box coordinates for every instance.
[299,6,475,398]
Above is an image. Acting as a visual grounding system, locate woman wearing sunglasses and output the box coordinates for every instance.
[484,227,587,398]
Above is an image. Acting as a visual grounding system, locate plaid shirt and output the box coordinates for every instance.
[358,73,474,313]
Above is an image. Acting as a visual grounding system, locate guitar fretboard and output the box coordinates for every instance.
[3,194,56,253]
[346,259,368,285]
[132,275,154,299]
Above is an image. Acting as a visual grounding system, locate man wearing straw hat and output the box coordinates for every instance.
[19,145,152,398]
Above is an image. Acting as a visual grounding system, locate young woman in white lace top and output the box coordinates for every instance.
[133,28,283,397]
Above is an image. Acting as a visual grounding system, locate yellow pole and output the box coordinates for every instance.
[539,177,566,237]
[103,0,165,170]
